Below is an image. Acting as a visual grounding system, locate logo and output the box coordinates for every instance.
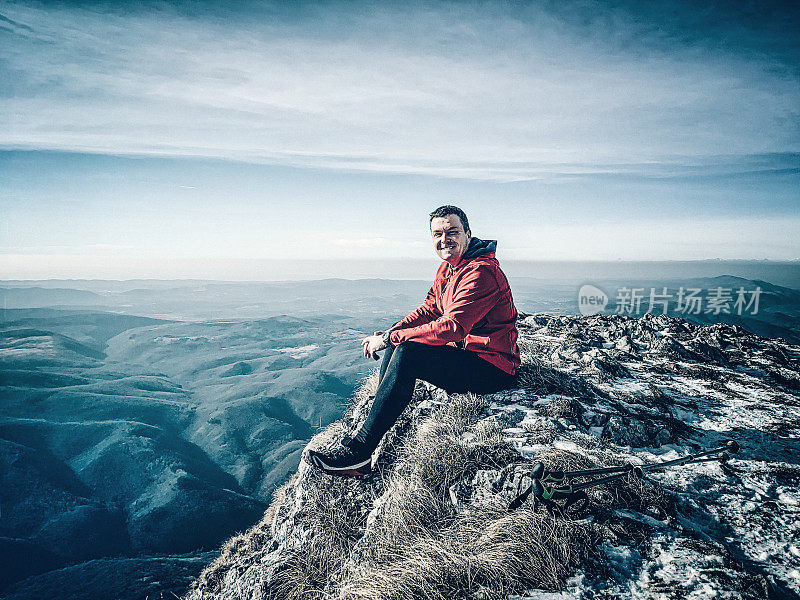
[578,284,608,316]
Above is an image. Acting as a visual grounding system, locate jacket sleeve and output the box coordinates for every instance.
[393,284,441,329]
[390,265,500,346]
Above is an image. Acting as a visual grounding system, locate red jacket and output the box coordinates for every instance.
[388,238,520,375]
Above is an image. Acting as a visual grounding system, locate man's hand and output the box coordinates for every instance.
[361,332,388,361]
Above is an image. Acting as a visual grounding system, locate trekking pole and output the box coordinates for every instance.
[529,465,642,501]
[535,439,738,483]
[509,462,641,509]
[536,463,632,484]
[508,439,738,511]
[638,439,738,474]
[535,440,738,500]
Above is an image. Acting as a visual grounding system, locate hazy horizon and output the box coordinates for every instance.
[3,258,800,290]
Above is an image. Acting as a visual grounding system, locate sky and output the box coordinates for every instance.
[1,0,798,279]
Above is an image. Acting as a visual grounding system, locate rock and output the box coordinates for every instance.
[187,314,800,600]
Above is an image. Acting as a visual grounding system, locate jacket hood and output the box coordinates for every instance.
[462,237,497,260]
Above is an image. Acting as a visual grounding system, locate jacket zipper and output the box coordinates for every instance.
[441,265,465,349]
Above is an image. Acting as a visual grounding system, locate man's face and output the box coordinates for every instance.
[430,214,471,265]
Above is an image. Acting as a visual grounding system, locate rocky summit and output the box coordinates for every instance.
[187,313,800,600]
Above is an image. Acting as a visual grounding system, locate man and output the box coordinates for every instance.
[305,205,520,476]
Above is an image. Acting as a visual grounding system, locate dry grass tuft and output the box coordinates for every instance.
[351,369,380,411]
[437,392,487,427]
[374,473,452,536]
[474,418,502,445]
[516,358,599,400]
[338,505,591,600]
[268,477,371,600]
[538,396,584,421]
[403,394,517,495]
[516,358,570,394]
[348,473,454,573]
[532,447,599,474]
[521,418,559,445]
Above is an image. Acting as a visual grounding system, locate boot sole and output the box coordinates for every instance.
[303,451,372,477]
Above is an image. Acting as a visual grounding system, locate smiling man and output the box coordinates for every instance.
[305,205,520,477]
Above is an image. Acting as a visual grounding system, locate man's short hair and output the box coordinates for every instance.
[429,205,470,234]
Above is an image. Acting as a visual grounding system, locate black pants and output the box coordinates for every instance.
[353,341,516,450]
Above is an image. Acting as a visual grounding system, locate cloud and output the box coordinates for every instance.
[0,11,33,32]
[1,1,798,180]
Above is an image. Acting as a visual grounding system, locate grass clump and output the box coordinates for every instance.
[339,506,591,600]
[538,396,584,421]
[330,392,592,599]
[267,474,374,600]
[515,357,600,400]
[403,393,516,495]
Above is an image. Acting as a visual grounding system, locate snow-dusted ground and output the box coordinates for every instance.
[188,312,800,600]
[501,313,800,599]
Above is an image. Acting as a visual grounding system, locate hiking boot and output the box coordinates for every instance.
[304,441,373,477]
[340,432,368,448]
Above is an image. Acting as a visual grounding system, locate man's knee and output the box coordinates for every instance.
[391,340,426,357]
[389,341,431,370]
